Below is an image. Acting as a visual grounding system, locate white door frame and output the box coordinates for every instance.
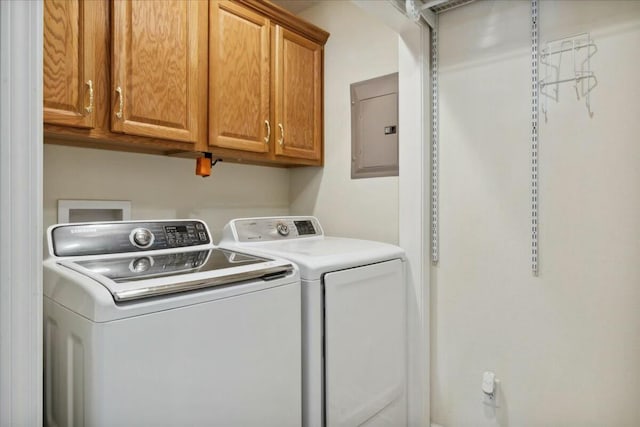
[0,1,43,426]
[0,1,426,425]
[352,2,430,425]
[398,26,430,427]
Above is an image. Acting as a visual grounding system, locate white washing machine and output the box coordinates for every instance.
[220,216,407,427]
[44,219,301,427]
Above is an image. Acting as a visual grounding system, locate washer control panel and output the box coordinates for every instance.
[51,220,211,257]
[231,217,323,242]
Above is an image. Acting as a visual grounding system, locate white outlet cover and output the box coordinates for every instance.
[57,199,131,224]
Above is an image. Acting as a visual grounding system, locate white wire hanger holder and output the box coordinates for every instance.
[539,33,597,120]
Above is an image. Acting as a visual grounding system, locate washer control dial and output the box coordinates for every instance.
[131,228,154,248]
[276,222,290,236]
[130,257,152,273]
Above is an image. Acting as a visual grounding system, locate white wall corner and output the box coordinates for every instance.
[398,15,431,427]
[0,1,44,425]
[350,4,431,424]
[352,0,422,34]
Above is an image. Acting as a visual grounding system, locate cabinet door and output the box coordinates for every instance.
[43,0,96,129]
[111,0,206,143]
[209,1,270,153]
[273,26,322,162]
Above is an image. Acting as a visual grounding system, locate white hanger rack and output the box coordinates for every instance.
[531,21,599,275]
[539,33,598,120]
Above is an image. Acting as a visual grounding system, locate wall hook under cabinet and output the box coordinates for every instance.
[196,153,222,177]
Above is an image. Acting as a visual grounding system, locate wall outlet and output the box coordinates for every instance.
[482,378,500,408]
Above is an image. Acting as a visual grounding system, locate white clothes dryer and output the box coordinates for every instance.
[220,216,407,427]
[44,219,301,427]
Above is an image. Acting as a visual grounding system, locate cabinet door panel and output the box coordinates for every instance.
[43,0,96,129]
[274,26,322,161]
[209,1,270,153]
[112,0,205,143]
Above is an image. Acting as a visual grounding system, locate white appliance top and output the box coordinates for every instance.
[220,216,405,280]
[46,220,294,303]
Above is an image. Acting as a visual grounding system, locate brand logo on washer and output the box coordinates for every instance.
[70,228,98,234]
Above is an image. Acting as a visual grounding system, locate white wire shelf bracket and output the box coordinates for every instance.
[431,20,439,264]
[531,0,539,276]
[399,0,479,266]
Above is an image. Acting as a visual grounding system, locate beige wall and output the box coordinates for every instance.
[433,1,640,426]
[290,0,400,244]
[44,1,401,248]
[43,145,290,243]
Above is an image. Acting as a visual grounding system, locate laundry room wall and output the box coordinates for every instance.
[43,144,290,243]
[432,1,640,426]
[288,0,400,244]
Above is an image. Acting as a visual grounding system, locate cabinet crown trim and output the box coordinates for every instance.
[234,0,330,45]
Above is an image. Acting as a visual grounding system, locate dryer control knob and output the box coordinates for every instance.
[131,228,154,248]
[276,222,289,236]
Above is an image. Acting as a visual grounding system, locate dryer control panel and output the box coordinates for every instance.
[229,217,323,242]
[50,220,211,257]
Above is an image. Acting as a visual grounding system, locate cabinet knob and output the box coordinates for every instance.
[264,120,271,144]
[278,123,284,146]
[115,86,123,119]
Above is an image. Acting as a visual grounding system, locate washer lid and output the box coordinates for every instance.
[59,248,294,302]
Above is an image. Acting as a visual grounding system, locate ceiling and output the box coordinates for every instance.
[270,0,321,15]
[271,0,477,21]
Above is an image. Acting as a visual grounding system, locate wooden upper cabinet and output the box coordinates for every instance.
[43,0,97,129]
[273,26,322,162]
[209,1,270,153]
[209,1,326,164]
[43,0,329,165]
[111,0,207,143]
